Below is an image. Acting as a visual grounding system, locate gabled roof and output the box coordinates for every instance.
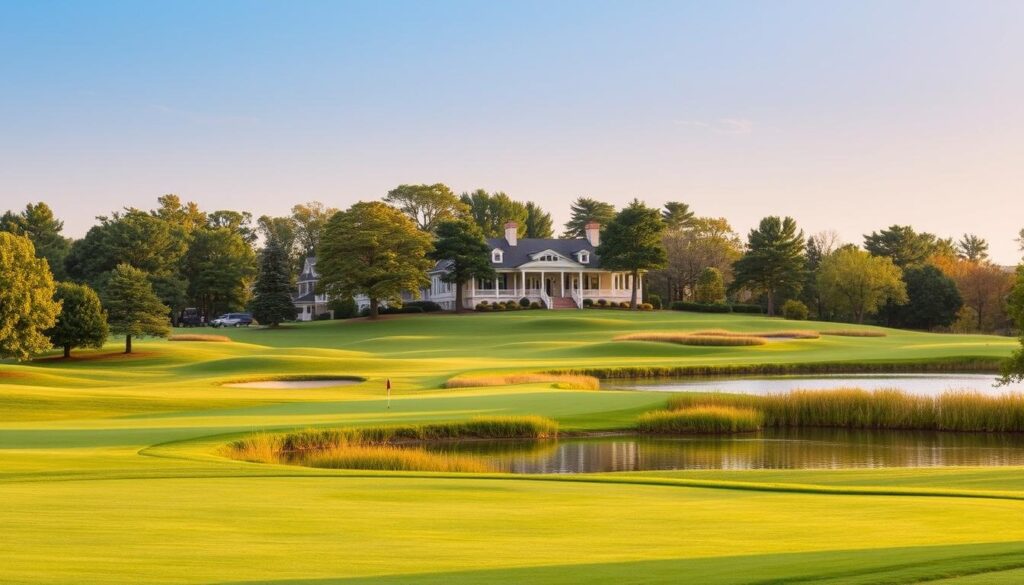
[298,256,318,282]
[485,237,601,268]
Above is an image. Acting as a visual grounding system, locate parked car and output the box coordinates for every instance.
[210,312,254,327]
[178,307,204,327]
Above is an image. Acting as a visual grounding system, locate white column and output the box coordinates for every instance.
[578,271,583,304]
[560,272,565,297]
[541,271,545,295]
[495,272,500,298]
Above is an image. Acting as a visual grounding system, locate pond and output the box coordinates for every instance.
[416,430,1024,474]
[608,374,1023,396]
[224,379,361,389]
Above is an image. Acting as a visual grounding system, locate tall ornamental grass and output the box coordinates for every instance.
[615,333,768,346]
[665,389,1024,432]
[301,445,494,473]
[636,407,764,434]
[444,373,600,390]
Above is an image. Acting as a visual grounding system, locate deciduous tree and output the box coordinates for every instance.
[103,263,170,354]
[292,201,339,256]
[459,190,528,238]
[817,248,907,324]
[1000,267,1024,385]
[184,228,256,318]
[890,264,962,330]
[524,202,554,238]
[0,233,60,360]
[1,202,72,281]
[651,217,742,302]
[694,267,725,303]
[596,200,667,309]
[384,184,466,234]
[430,219,494,313]
[318,202,432,318]
[48,282,109,358]
[731,216,806,316]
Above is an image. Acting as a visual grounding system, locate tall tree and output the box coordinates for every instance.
[817,248,907,324]
[802,231,843,319]
[153,194,206,234]
[459,190,528,238]
[183,228,257,318]
[596,199,667,309]
[864,225,940,267]
[1,202,72,281]
[957,234,989,262]
[48,282,109,358]
[652,217,742,302]
[0,233,60,360]
[292,201,339,256]
[248,235,296,327]
[430,219,495,313]
[103,264,170,354]
[951,261,1015,332]
[383,183,466,234]
[318,202,432,318]
[731,216,806,316]
[563,197,615,238]
[890,264,962,330]
[661,201,695,231]
[1000,267,1024,384]
[524,202,554,238]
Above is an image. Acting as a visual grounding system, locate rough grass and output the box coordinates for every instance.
[665,389,1024,432]
[168,334,232,342]
[615,332,768,346]
[691,329,821,340]
[298,445,495,473]
[819,330,888,337]
[637,406,764,434]
[444,373,600,390]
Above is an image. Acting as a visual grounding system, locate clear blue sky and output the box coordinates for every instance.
[1,1,1022,262]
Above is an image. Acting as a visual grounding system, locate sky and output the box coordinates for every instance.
[1,0,1022,263]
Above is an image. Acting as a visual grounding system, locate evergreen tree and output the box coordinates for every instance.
[891,265,962,330]
[48,282,109,358]
[248,235,297,326]
[318,202,433,318]
[1,202,72,281]
[956,234,989,262]
[731,216,806,316]
[104,263,170,353]
[661,201,695,231]
[864,225,940,267]
[431,219,495,313]
[183,227,257,318]
[596,200,667,309]
[524,202,554,238]
[0,233,60,360]
[563,197,615,238]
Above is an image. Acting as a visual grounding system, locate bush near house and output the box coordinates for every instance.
[646,293,662,310]
[670,301,732,313]
[731,303,764,314]
[782,300,809,321]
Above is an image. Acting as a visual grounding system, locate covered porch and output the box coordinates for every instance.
[466,270,639,309]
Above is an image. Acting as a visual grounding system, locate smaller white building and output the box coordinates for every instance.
[293,257,330,321]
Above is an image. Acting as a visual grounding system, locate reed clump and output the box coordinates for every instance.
[615,332,768,347]
[637,406,763,434]
[664,389,1024,432]
[301,445,495,473]
[168,334,232,342]
[819,330,887,337]
[444,373,599,390]
[690,329,821,340]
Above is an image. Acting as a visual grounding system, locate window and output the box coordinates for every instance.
[578,251,589,264]
[492,249,503,263]
[538,253,558,262]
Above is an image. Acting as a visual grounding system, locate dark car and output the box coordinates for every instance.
[210,312,255,327]
[178,308,204,327]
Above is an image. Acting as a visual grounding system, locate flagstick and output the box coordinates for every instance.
[386,378,391,410]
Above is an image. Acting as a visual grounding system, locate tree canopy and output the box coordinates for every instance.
[524,202,554,238]
[731,216,806,316]
[248,234,296,326]
[291,201,339,256]
[694,267,726,304]
[384,183,466,234]
[430,219,495,313]
[956,234,989,262]
[1000,267,1024,385]
[1,201,72,281]
[318,202,432,318]
[596,199,667,309]
[0,233,60,360]
[817,247,907,324]
[661,201,695,231]
[459,190,528,238]
[890,264,962,330]
[104,263,171,353]
[48,282,109,358]
[864,225,943,267]
[563,197,615,238]
[183,227,256,318]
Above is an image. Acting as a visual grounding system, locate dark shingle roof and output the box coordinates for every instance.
[292,291,316,303]
[485,237,600,268]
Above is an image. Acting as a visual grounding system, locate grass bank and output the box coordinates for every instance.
[637,406,763,434]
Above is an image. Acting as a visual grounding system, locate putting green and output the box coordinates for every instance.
[1,311,1021,584]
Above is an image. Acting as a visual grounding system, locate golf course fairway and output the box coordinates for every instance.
[3,310,1023,584]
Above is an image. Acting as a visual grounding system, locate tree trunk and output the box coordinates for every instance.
[766,291,775,316]
[369,298,379,319]
[630,270,639,310]
[63,344,71,359]
[454,280,465,314]
[125,335,132,354]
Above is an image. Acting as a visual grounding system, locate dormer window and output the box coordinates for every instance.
[578,251,590,264]
[492,249,503,263]
[538,253,557,261]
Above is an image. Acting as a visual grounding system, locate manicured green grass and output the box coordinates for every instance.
[0,311,1021,584]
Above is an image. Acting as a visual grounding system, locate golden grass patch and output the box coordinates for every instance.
[615,332,768,346]
[444,373,600,390]
[169,334,232,342]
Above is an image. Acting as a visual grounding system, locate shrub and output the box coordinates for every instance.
[475,303,491,312]
[315,312,332,321]
[404,300,443,313]
[537,300,547,309]
[636,407,763,434]
[596,299,608,307]
[583,298,594,307]
[670,301,732,313]
[647,293,662,310]
[329,297,358,319]
[491,303,505,311]
[620,302,631,309]
[530,301,542,309]
[377,306,424,315]
[781,299,809,321]
[730,303,764,314]
[519,297,531,308]
[639,303,654,311]
[505,300,518,310]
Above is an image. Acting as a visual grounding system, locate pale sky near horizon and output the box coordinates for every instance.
[1,1,1022,263]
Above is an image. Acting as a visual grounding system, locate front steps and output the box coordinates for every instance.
[550,296,578,309]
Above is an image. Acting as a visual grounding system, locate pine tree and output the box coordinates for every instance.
[431,219,495,313]
[524,202,554,238]
[249,235,297,326]
[596,200,667,309]
[104,264,170,353]
[732,217,806,316]
[563,197,616,238]
[48,282,109,358]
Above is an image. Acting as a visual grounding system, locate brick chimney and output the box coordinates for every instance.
[504,221,518,246]
[584,222,600,246]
